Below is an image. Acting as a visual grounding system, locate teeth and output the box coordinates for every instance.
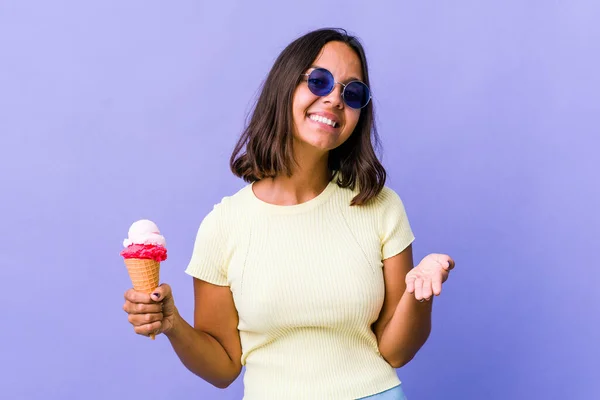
[309,114,337,128]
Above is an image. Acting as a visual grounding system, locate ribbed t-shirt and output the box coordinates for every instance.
[185,177,415,399]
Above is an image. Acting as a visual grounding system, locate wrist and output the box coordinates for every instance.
[164,307,182,339]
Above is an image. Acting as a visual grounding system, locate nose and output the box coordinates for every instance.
[322,82,344,109]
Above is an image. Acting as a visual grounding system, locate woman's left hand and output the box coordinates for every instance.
[405,253,455,302]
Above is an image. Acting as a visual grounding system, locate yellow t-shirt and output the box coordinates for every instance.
[185,178,415,399]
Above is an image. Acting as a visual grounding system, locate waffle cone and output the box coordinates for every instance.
[124,258,160,293]
[124,258,160,340]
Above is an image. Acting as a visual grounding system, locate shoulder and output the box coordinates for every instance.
[209,183,254,218]
[332,184,409,227]
[372,186,407,210]
[193,184,254,247]
[330,170,405,209]
[342,184,406,212]
[372,186,410,224]
[193,184,252,235]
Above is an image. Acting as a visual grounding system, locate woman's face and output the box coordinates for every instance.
[291,41,363,156]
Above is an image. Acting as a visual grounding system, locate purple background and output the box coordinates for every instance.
[1,1,598,399]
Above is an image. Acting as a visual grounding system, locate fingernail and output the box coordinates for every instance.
[152,292,160,299]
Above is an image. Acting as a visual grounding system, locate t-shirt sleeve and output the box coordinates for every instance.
[184,203,229,286]
[379,187,415,260]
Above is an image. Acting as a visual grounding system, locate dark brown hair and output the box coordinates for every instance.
[229,28,386,206]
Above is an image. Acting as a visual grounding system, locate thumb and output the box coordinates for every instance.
[431,254,454,270]
[443,257,455,271]
[151,283,172,302]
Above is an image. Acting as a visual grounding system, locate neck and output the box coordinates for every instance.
[255,146,332,206]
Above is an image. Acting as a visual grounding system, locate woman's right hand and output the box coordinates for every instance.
[123,283,176,337]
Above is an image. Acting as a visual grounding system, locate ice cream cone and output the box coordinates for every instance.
[124,258,160,340]
[121,219,167,341]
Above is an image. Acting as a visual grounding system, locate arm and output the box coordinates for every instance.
[372,245,432,368]
[164,278,242,388]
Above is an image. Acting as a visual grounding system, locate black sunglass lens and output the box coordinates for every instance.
[307,69,334,96]
[344,82,370,109]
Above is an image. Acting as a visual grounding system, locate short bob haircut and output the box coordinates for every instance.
[230,28,386,206]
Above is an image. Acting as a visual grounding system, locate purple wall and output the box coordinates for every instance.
[1,1,598,399]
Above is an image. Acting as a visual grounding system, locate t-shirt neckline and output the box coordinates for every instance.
[248,178,338,214]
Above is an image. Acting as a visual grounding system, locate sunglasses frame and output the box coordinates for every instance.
[301,68,372,109]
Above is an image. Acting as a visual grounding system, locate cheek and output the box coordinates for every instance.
[343,111,361,135]
[293,87,317,116]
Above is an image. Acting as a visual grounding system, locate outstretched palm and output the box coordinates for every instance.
[406,253,455,301]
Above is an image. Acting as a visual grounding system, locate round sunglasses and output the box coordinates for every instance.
[301,68,371,109]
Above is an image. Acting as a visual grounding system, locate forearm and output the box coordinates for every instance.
[378,290,433,368]
[165,309,240,388]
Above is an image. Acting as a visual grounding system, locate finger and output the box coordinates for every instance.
[414,278,424,301]
[124,289,154,304]
[441,269,449,284]
[442,256,455,271]
[405,275,416,294]
[432,272,443,296]
[449,258,455,270]
[422,277,433,300]
[128,312,163,327]
[150,283,172,303]
[134,320,162,337]
[123,301,162,314]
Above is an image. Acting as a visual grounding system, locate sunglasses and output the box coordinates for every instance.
[301,68,371,109]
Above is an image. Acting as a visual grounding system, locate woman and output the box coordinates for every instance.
[123,28,455,399]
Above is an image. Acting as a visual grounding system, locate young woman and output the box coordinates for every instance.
[123,28,455,399]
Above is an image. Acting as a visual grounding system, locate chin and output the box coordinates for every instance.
[296,134,340,153]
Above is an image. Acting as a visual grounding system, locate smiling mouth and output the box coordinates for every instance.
[308,114,339,128]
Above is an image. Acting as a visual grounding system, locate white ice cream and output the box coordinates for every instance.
[123,219,166,248]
